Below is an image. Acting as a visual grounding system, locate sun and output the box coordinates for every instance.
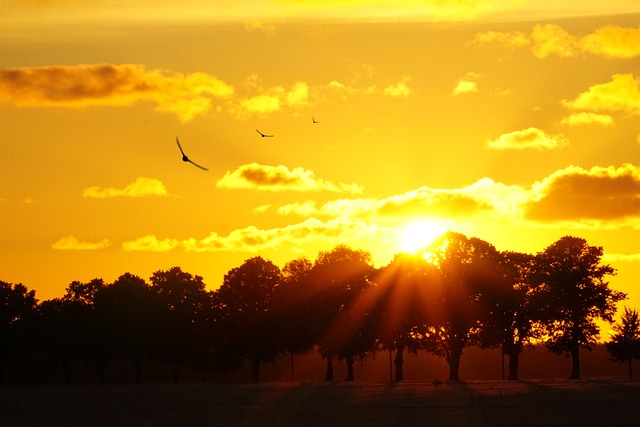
[399,219,448,254]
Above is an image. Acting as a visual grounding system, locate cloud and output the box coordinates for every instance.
[470,30,530,49]
[0,64,234,122]
[276,201,319,216]
[581,25,640,59]
[83,177,169,198]
[526,164,640,221]
[486,128,569,150]
[236,80,310,115]
[119,217,385,253]
[603,252,640,263]
[52,236,111,250]
[270,177,528,221]
[182,217,383,252]
[530,24,578,58]
[452,80,478,96]
[121,235,180,252]
[383,77,411,97]
[560,112,614,127]
[120,162,640,254]
[375,186,490,218]
[562,74,640,115]
[233,69,416,117]
[473,24,640,59]
[216,163,364,193]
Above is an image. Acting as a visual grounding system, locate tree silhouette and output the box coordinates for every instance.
[0,281,37,384]
[213,257,282,383]
[308,244,375,381]
[534,236,625,379]
[606,307,640,378]
[271,257,316,380]
[62,278,108,382]
[373,253,438,381]
[93,273,159,383]
[64,278,105,305]
[150,267,211,383]
[422,232,502,382]
[476,251,541,380]
[2,232,633,385]
[36,297,91,384]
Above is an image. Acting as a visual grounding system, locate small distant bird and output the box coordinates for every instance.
[312,117,319,123]
[256,129,274,138]
[176,137,208,171]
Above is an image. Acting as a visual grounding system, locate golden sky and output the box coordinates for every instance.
[2,0,640,329]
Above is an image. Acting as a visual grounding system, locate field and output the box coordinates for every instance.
[2,379,640,426]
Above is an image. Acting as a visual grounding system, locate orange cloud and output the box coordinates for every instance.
[270,178,527,220]
[0,64,234,122]
[83,177,168,198]
[470,30,530,49]
[452,80,478,96]
[375,187,490,218]
[474,24,640,59]
[560,112,614,127]
[562,74,640,115]
[52,236,111,250]
[383,77,412,97]
[581,25,640,59]
[122,235,180,252]
[216,163,364,193]
[120,163,640,254]
[181,218,381,252]
[486,128,569,150]
[530,24,577,58]
[603,252,640,263]
[526,164,640,221]
[235,80,311,115]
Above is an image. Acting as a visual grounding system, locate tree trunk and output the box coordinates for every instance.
[507,349,520,380]
[345,355,355,381]
[447,346,462,382]
[394,344,405,381]
[569,344,580,380]
[251,357,260,383]
[629,358,633,379]
[325,357,333,382]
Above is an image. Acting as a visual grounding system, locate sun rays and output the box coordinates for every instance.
[398,219,449,254]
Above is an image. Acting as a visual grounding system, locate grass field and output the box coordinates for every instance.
[2,379,640,426]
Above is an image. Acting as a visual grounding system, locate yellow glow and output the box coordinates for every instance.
[399,219,448,254]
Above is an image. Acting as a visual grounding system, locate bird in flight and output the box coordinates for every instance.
[176,137,208,171]
[312,117,319,123]
[256,129,274,138]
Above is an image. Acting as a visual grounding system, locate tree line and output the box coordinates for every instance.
[2,232,638,385]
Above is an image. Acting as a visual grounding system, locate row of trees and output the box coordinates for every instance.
[2,232,636,384]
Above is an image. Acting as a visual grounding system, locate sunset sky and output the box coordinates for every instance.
[2,1,640,327]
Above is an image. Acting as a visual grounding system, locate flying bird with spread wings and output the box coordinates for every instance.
[256,129,274,138]
[176,137,208,171]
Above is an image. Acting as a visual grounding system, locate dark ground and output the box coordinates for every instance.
[2,379,639,426]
